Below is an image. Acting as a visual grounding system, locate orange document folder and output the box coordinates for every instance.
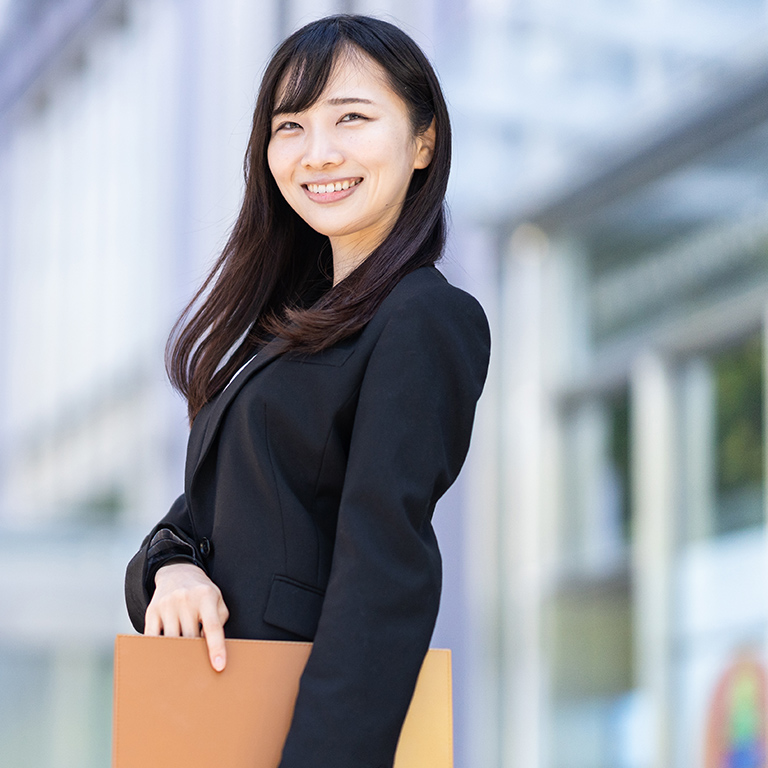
[112,634,453,768]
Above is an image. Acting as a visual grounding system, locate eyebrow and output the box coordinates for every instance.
[325,97,374,106]
[272,97,374,118]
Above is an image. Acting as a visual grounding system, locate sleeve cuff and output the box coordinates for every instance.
[144,527,206,594]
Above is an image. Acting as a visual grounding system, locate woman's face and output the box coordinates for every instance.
[267,51,435,274]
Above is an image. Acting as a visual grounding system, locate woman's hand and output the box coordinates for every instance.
[144,562,230,672]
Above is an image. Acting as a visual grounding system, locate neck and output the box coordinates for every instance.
[332,253,368,286]
[329,218,396,285]
[331,239,374,286]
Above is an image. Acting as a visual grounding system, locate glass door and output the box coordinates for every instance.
[672,332,767,768]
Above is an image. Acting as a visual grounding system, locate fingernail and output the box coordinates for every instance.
[213,656,224,671]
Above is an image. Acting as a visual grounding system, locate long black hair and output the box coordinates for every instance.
[167,15,452,421]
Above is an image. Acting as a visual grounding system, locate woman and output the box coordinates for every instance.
[125,14,490,768]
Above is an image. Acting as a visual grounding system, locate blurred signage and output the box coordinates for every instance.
[704,653,767,768]
[591,205,768,339]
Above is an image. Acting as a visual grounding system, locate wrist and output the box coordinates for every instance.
[144,527,207,596]
[154,559,202,585]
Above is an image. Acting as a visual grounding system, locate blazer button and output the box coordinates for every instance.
[198,537,212,558]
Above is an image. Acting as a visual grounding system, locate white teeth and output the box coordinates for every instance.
[307,179,360,194]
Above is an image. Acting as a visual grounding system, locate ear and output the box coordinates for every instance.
[413,118,436,170]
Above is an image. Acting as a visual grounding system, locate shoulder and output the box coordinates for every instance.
[355,267,490,405]
[358,267,490,382]
[374,266,489,337]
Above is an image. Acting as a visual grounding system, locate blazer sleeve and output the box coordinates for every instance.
[278,287,491,768]
[124,493,201,633]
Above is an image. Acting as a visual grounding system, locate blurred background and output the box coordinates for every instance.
[1,0,768,766]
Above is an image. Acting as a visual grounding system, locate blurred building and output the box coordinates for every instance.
[2,0,768,767]
[497,68,768,767]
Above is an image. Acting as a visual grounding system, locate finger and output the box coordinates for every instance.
[144,608,162,637]
[199,602,227,672]
[162,615,181,638]
[179,609,201,638]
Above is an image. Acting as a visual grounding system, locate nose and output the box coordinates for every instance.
[301,127,343,169]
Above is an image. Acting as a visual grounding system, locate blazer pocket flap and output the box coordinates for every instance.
[263,575,325,640]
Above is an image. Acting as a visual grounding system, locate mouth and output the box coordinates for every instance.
[302,177,362,202]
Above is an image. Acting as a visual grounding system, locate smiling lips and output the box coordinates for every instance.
[303,177,362,202]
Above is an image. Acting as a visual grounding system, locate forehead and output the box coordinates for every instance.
[273,49,401,114]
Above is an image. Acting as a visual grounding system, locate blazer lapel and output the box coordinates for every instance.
[185,337,287,497]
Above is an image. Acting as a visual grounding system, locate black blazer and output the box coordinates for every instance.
[125,266,490,768]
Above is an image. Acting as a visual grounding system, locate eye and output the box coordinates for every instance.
[338,113,368,124]
[273,120,301,134]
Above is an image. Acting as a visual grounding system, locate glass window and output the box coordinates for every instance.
[608,389,632,544]
[679,333,764,542]
[550,386,639,768]
[713,336,764,535]
[673,333,767,768]
[545,575,640,768]
[560,387,633,572]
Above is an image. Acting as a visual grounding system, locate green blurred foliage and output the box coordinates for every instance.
[715,335,763,491]
[714,334,764,533]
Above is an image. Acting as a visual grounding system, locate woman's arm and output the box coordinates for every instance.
[125,493,230,671]
[279,284,491,768]
[125,493,198,629]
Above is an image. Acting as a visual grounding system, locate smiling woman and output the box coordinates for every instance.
[124,15,490,768]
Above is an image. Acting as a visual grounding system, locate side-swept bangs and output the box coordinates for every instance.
[271,36,358,118]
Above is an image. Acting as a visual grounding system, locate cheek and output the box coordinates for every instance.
[368,131,419,180]
[266,144,288,187]
[266,154,299,213]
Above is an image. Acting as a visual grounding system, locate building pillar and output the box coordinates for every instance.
[498,224,550,768]
[630,351,675,768]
